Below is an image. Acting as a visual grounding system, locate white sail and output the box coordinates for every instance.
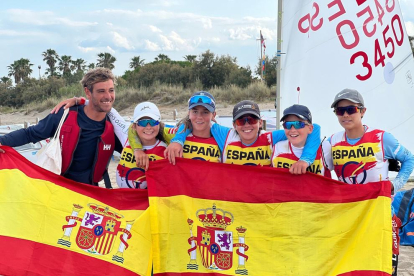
[281,0,414,150]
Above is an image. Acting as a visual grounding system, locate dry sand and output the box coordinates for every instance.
[1,102,414,274]
[0,102,278,126]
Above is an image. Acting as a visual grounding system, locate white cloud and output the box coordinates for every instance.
[7,9,97,27]
[112,32,135,50]
[229,28,252,40]
[199,18,212,29]
[160,35,175,50]
[228,26,276,41]
[150,0,180,7]
[243,16,276,23]
[77,46,96,53]
[107,22,113,26]
[169,31,186,45]
[149,25,162,33]
[106,46,115,53]
[99,9,143,17]
[0,30,45,36]
[406,21,414,36]
[145,40,161,51]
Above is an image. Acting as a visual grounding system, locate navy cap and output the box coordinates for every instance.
[280,104,312,123]
[233,100,261,120]
[188,91,216,112]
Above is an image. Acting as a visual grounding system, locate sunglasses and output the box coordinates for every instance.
[234,116,259,126]
[136,119,160,127]
[188,95,215,108]
[334,106,363,116]
[282,121,309,129]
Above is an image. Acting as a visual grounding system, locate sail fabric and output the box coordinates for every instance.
[147,158,392,276]
[281,0,414,147]
[0,146,151,276]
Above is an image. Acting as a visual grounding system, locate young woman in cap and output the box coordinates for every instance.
[325,89,414,275]
[169,100,321,171]
[115,102,170,189]
[272,104,330,177]
[129,91,221,166]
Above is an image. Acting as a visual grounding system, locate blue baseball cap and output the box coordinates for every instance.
[188,91,216,112]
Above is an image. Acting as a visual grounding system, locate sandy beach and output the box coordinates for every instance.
[1,103,414,274]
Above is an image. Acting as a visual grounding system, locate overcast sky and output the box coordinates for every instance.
[0,0,413,79]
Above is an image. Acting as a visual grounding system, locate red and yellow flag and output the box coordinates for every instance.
[146,158,392,276]
[0,146,151,276]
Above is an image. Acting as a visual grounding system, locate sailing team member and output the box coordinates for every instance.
[272,104,330,177]
[325,88,414,276]
[168,100,321,170]
[116,102,168,189]
[130,91,221,167]
[0,68,123,186]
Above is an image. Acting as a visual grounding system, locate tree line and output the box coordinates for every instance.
[0,49,279,108]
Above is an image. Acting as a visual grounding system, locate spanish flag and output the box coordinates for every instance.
[146,158,392,276]
[0,146,151,276]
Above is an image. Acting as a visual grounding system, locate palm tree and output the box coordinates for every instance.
[96,52,116,69]
[58,55,74,75]
[0,76,12,88]
[7,58,33,84]
[73,58,87,72]
[184,55,197,62]
[42,49,59,77]
[129,56,145,70]
[88,63,95,70]
[154,54,170,62]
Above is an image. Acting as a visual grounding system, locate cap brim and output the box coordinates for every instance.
[233,110,261,120]
[189,103,215,113]
[133,112,161,122]
[280,113,308,122]
[331,98,361,108]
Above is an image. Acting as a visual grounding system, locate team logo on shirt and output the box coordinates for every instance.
[57,203,134,264]
[186,204,249,274]
[332,143,379,184]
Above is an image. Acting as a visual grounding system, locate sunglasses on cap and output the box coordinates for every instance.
[234,116,259,126]
[334,105,363,116]
[136,119,160,127]
[282,121,310,129]
[188,95,215,107]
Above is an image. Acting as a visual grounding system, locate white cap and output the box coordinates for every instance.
[132,102,161,122]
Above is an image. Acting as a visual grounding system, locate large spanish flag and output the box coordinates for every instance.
[0,146,151,276]
[146,158,392,276]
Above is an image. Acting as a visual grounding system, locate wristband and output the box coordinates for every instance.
[79,97,86,105]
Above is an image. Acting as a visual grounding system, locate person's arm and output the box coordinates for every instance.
[321,139,334,171]
[170,124,191,146]
[322,138,334,171]
[271,124,321,174]
[209,123,231,152]
[50,97,85,113]
[0,109,62,147]
[107,108,129,146]
[128,124,177,169]
[383,132,414,192]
